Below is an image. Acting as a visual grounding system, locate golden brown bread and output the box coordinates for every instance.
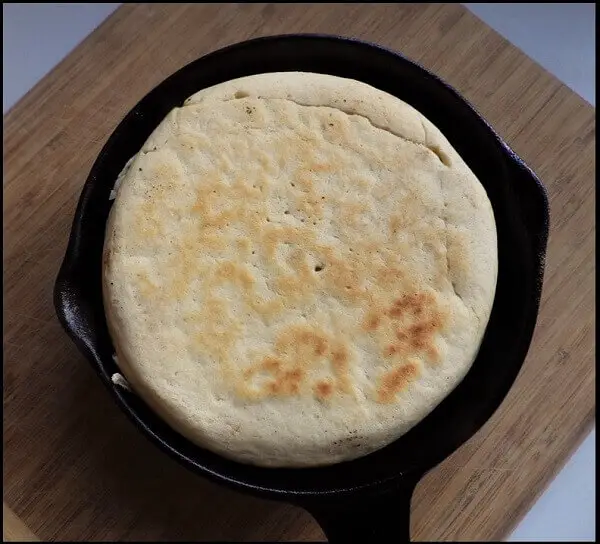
[103,72,497,467]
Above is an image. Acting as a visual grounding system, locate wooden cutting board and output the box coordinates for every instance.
[3,3,595,542]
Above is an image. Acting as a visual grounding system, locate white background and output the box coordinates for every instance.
[3,3,595,541]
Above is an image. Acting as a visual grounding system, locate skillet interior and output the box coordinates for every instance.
[54,34,548,500]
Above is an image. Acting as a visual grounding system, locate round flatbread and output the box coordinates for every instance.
[103,72,497,467]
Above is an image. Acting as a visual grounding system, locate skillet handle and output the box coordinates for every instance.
[302,476,421,543]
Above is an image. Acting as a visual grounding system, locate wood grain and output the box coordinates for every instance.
[3,504,39,542]
[3,3,595,542]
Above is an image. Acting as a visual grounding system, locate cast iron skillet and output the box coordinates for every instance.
[54,35,549,542]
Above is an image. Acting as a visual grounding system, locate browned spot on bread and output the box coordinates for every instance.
[427,345,440,361]
[313,336,328,356]
[293,169,316,194]
[344,199,371,229]
[330,347,352,394]
[389,214,402,235]
[363,313,381,331]
[408,321,435,340]
[236,238,251,256]
[325,258,363,300]
[267,367,304,396]
[214,261,255,289]
[263,357,282,372]
[396,330,408,342]
[388,292,434,319]
[243,356,282,380]
[275,326,329,365]
[314,380,334,400]
[240,325,353,399]
[376,266,405,286]
[310,162,334,173]
[296,195,324,220]
[366,291,447,366]
[392,308,445,363]
[377,362,420,403]
[384,344,398,358]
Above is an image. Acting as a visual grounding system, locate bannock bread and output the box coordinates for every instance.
[103,72,497,467]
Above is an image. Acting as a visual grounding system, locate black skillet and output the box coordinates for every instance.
[54,35,550,542]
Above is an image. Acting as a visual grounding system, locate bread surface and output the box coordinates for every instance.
[103,72,498,467]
